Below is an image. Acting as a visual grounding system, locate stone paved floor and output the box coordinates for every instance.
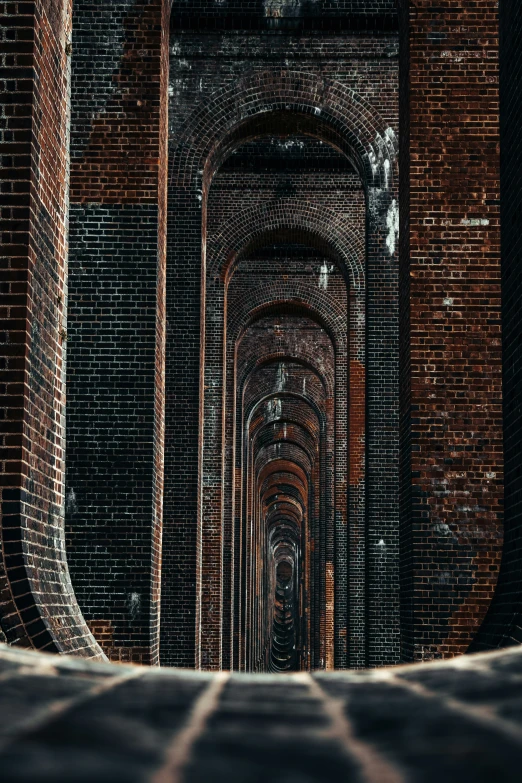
[1,643,522,781]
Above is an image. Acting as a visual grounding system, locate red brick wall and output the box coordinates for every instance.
[471,0,522,652]
[0,0,102,657]
[399,0,503,661]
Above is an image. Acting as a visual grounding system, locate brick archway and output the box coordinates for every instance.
[163,59,400,668]
[171,69,398,191]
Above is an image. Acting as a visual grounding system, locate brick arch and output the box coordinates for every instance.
[170,69,398,191]
[246,389,332,667]
[252,420,319,459]
[243,365,327,423]
[247,392,325,437]
[164,52,399,673]
[240,356,329,396]
[225,281,351,670]
[261,475,308,509]
[208,200,365,290]
[212,278,342,669]
[254,444,314,484]
[232,295,346,344]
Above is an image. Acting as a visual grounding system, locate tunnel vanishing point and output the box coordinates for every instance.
[3,1,522,778]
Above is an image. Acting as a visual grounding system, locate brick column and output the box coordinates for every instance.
[65,0,169,665]
[399,0,503,660]
[0,0,102,656]
[471,0,522,650]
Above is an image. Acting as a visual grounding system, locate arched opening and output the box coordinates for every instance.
[163,63,399,668]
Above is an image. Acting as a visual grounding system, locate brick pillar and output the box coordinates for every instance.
[0,0,102,656]
[65,0,169,665]
[161,199,201,667]
[471,0,522,650]
[399,0,503,661]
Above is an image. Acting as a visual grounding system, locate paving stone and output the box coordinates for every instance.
[1,646,522,781]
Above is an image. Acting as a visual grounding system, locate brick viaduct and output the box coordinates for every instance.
[1,0,521,681]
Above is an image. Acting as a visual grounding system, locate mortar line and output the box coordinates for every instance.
[151,671,230,783]
[301,673,406,783]
[384,670,522,746]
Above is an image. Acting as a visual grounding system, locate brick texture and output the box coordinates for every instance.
[1,0,516,673]
[64,0,169,664]
[0,0,102,657]
[399,0,504,662]
[163,19,400,670]
[471,0,522,652]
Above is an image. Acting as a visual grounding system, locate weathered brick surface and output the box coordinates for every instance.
[1,0,517,675]
[471,0,522,652]
[163,22,400,669]
[64,0,169,664]
[0,0,102,657]
[399,0,504,661]
[65,204,159,665]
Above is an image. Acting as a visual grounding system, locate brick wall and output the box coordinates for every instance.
[0,0,102,657]
[65,0,169,664]
[471,0,522,651]
[1,0,513,671]
[399,0,504,661]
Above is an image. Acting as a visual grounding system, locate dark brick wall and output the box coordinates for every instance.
[471,0,522,652]
[65,204,159,664]
[65,0,169,664]
[0,0,102,657]
[170,0,398,32]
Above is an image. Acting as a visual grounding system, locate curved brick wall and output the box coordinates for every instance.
[0,0,103,659]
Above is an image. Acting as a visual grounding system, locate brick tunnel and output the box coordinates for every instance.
[2,0,522,779]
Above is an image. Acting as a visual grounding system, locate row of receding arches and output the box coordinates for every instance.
[208,189,357,672]
[162,69,400,671]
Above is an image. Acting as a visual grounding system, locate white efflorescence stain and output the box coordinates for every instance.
[461,217,490,226]
[385,126,397,146]
[277,363,287,391]
[319,262,334,290]
[368,145,379,178]
[267,398,282,422]
[383,158,391,190]
[127,592,141,621]
[386,199,399,256]
[65,487,78,516]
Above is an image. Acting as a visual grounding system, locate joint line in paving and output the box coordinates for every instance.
[302,673,405,783]
[151,671,230,783]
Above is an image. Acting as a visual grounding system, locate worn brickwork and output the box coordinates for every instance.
[4,643,522,781]
[471,0,522,652]
[65,0,169,664]
[208,146,362,671]
[0,0,102,657]
[399,0,504,661]
[65,204,159,664]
